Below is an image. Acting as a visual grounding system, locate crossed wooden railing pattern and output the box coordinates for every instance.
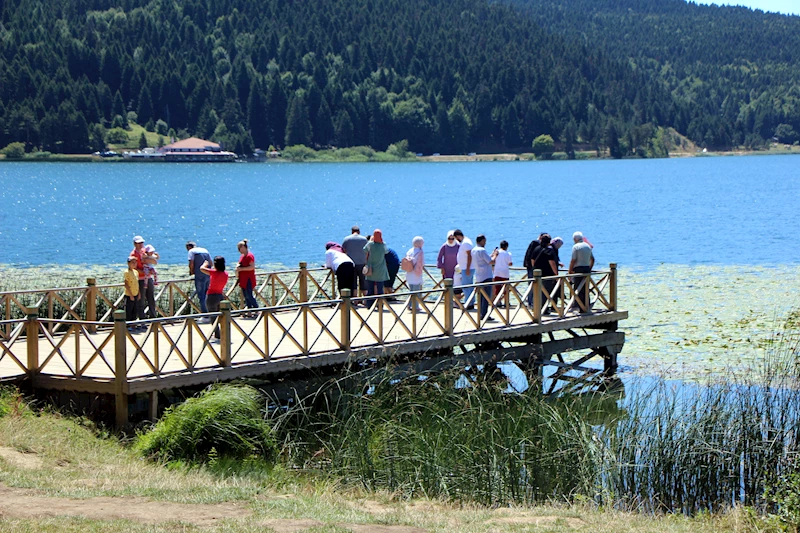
[1,266,619,380]
[0,262,466,341]
[0,263,343,340]
[1,266,620,427]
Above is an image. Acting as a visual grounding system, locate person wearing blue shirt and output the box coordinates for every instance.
[383,247,401,295]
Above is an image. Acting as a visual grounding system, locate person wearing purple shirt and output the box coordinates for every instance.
[437,231,460,282]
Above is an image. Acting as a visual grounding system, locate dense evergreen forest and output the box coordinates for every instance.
[0,0,798,156]
[516,0,800,150]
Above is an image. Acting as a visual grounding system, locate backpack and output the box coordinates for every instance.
[401,256,414,272]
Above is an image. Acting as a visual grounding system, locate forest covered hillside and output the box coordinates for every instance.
[0,0,798,156]
[516,0,800,149]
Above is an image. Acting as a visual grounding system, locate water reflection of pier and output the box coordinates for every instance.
[0,264,626,426]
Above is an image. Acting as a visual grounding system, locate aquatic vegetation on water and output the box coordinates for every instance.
[619,264,800,378]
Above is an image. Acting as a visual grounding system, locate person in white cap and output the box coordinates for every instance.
[129,235,153,320]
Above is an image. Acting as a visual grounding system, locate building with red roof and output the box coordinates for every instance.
[158,137,236,162]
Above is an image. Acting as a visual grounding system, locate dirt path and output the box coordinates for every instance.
[0,483,427,532]
[0,484,251,527]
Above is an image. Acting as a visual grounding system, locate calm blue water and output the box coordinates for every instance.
[1,156,798,268]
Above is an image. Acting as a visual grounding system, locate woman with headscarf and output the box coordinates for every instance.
[325,242,356,296]
[437,230,460,283]
[363,229,389,302]
[405,236,425,310]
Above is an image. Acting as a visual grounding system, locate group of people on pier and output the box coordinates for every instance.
[123,236,259,337]
[324,226,595,319]
[122,227,595,329]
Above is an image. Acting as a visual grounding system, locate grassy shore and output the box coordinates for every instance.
[0,387,775,532]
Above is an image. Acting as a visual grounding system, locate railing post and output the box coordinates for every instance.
[220,300,232,367]
[609,263,617,311]
[24,307,39,379]
[533,269,542,324]
[299,262,308,303]
[86,278,97,333]
[331,269,337,299]
[169,283,174,317]
[113,310,129,429]
[504,281,510,323]
[444,279,454,336]
[47,292,54,334]
[340,289,351,351]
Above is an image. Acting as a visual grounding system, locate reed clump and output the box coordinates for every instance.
[268,327,800,514]
[135,384,277,464]
[270,369,613,506]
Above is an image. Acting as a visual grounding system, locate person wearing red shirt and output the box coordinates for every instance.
[235,239,258,312]
[129,235,156,320]
[200,256,229,341]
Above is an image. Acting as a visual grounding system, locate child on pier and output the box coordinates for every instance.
[124,257,141,331]
[143,244,159,286]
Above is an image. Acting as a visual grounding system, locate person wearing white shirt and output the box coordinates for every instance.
[471,234,495,320]
[492,240,512,303]
[454,229,474,309]
[325,242,356,296]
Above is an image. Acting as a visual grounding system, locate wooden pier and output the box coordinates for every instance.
[0,264,626,426]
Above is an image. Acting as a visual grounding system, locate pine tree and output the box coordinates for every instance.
[333,109,354,147]
[285,92,313,146]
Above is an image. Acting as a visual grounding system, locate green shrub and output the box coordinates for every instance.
[0,387,28,418]
[282,144,317,161]
[532,134,555,159]
[1,142,26,159]
[135,385,277,463]
[765,470,800,531]
[386,139,412,158]
[107,127,129,144]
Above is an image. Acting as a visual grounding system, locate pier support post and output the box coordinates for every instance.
[533,269,542,324]
[601,345,619,376]
[86,278,97,333]
[220,300,232,367]
[113,310,129,429]
[340,289,351,351]
[148,391,158,421]
[299,262,309,303]
[24,307,39,379]
[444,279,454,337]
[609,263,617,312]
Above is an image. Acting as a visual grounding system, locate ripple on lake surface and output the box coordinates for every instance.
[1,156,799,267]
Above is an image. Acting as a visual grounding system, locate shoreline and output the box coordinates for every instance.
[1,146,798,163]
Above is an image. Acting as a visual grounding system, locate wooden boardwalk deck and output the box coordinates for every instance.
[0,264,626,425]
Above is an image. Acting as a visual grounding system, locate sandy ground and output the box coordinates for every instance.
[0,483,250,527]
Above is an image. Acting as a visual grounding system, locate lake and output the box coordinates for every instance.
[1,156,799,377]
[1,155,799,268]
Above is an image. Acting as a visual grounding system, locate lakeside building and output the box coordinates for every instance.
[124,138,236,161]
[159,137,236,162]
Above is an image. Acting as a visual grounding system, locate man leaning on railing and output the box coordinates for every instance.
[568,232,594,312]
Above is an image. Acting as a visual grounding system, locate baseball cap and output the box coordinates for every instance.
[133,235,145,243]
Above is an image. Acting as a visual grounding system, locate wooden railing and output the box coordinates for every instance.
[0,266,620,426]
[0,263,457,339]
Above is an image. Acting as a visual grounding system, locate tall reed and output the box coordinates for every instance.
[271,328,800,512]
